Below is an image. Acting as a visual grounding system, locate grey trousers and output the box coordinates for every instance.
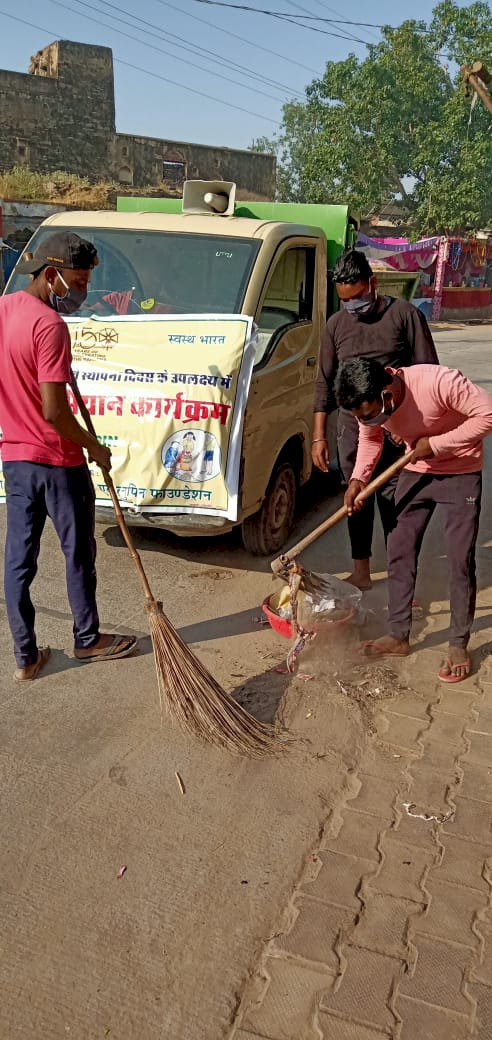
[387,470,482,648]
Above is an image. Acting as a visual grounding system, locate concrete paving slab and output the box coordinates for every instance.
[233,328,492,1039]
[2,326,492,1038]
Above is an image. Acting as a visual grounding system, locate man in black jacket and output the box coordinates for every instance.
[312,249,439,590]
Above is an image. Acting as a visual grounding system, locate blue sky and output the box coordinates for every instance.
[0,0,455,152]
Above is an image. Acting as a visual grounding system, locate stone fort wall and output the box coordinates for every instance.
[0,40,276,200]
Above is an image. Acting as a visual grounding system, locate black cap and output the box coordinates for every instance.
[18,231,98,274]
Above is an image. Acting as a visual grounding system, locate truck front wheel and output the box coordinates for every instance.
[241,461,297,556]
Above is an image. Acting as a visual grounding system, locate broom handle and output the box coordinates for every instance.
[70,370,156,604]
[271,449,414,575]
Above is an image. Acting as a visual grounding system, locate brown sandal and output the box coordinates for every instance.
[14,646,51,682]
[361,640,410,659]
[74,635,138,663]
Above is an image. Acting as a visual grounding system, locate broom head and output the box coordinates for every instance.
[145,600,284,757]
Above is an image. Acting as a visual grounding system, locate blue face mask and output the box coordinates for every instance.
[341,288,377,316]
[48,270,87,315]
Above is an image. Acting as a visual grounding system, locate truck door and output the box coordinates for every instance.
[240,236,323,550]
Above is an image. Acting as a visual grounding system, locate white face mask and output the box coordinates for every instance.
[359,392,395,426]
[341,287,377,316]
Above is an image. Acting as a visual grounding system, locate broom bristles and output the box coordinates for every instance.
[146,602,285,757]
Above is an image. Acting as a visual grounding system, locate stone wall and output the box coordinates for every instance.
[0,69,57,173]
[0,41,115,181]
[108,134,276,198]
[0,39,276,200]
[49,41,115,179]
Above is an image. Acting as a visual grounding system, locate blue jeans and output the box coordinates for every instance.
[3,461,100,667]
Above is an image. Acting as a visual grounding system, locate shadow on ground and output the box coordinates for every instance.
[100,471,342,572]
[232,666,292,726]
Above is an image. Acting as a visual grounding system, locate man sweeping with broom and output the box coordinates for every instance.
[0,232,137,680]
[1,232,276,756]
[336,357,492,682]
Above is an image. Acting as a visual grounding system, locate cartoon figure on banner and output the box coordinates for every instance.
[161,430,221,483]
[199,433,216,478]
[164,439,180,475]
[176,432,197,478]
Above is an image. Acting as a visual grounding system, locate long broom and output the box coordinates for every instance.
[70,373,279,757]
[271,450,414,579]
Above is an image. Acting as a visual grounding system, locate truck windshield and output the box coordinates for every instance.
[5,227,259,318]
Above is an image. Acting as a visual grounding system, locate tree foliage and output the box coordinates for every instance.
[255,1,492,235]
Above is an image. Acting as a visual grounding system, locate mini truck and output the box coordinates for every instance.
[4,180,417,554]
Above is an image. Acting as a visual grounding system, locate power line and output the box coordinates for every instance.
[87,0,305,99]
[280,0,374,49]
[0,11,282,125]
[47,0,289,101]
[304,0,380,42]
[266,8,369,43]
[152,0,321,75]
[284,14,374,46]
[115,57,281,125]
[186,0,371,43]
[245,5,370,43]
[267,10,370,44]
[46,0,296,104]
[188,0,431,32]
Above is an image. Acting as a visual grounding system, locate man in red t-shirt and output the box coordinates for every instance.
[0,231,137,680]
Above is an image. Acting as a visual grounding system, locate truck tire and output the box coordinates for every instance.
[241,461,297,556]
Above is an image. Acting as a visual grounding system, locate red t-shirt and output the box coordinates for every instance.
[0,290,84,466]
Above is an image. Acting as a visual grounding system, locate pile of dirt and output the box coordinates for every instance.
[333,663,410,734]
[335,663,408,704]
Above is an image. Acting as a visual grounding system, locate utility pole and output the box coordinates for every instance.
[461,61,492,115]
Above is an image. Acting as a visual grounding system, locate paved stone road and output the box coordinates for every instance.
[231,649,492,1040]
[1,327,491,1038]
[231,327,492,1040]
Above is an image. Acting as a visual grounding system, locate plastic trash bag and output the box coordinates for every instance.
[270,571,362,627]
[295,571,362,630]
[272,568,363,672]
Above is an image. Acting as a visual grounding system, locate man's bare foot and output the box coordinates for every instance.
[362,635,410,658]
[346,561,372,591]
[438,646,471,682]
[74,633,138,662]
[14,646,51,682]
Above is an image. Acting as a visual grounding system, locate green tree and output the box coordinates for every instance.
[267,1,492,235]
